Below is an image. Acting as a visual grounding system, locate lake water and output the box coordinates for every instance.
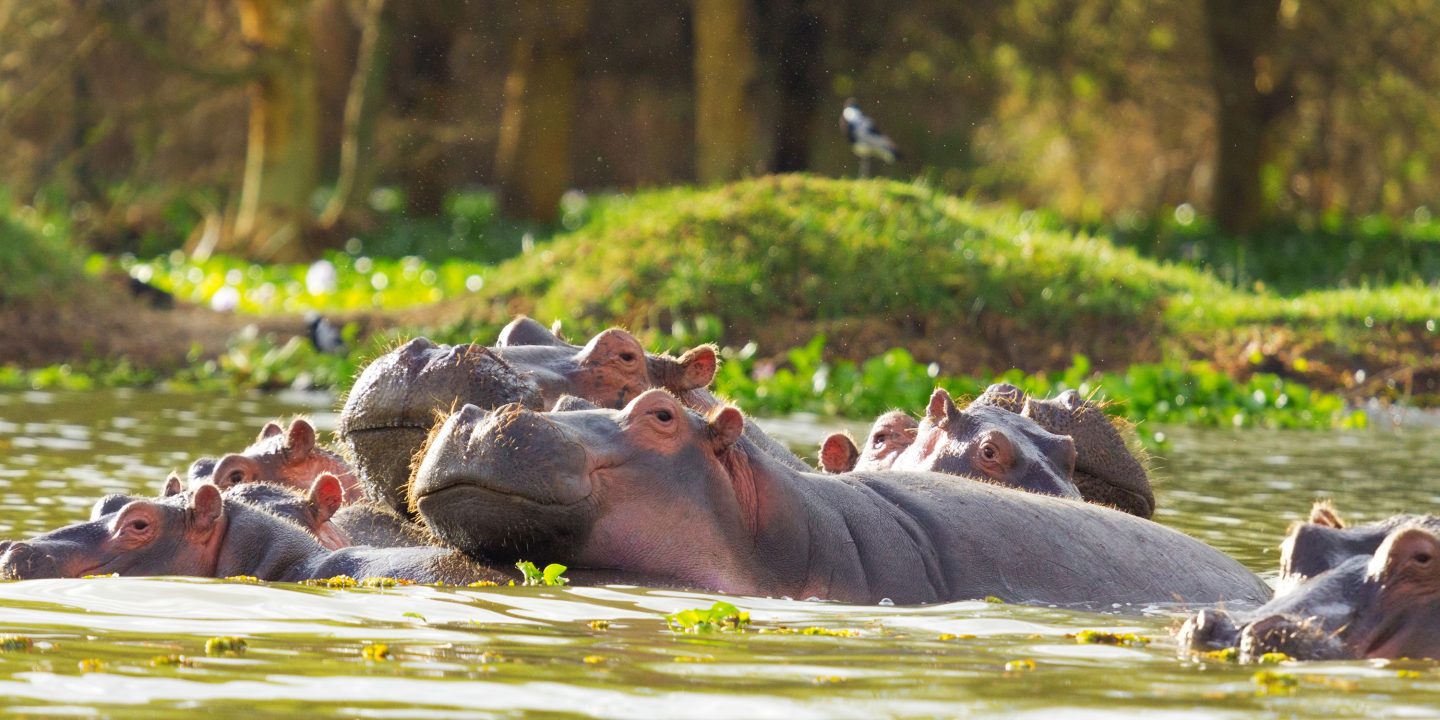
[1,390,1439,717]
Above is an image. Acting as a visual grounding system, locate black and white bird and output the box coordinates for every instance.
[305,311,347,355]
[841,98,901,177]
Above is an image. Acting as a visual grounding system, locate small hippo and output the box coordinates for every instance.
[821,389,1080,500]
[117,472,432,550]
[0,482,509,584]
[409,389,1270,607]
[819,411,918,474]
[1179,519,1440,661]
[820,384,1155,517]
[188,418,361,501]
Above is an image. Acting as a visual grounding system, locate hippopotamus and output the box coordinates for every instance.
[819,411,918,474]
[821,389,1080,499]
[0,482,509,584]
[1276,501,1428,595]
[820,384,1155,517]
[408,389,1270,607]
[100,472,431,550]
[1179,518,1440,661]
[337,318,721,513]
[187,418,361,501]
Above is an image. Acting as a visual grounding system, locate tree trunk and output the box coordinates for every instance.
[232,0,321,261]
[495,0,590,224]
[692,0,759,183]
[770,6,822,173]
[1202,0,1282,236]
[320,0,389,229]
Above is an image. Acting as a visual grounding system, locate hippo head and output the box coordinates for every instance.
[970,384,1154,517]
[223,475,350,550]
[819,411,918,473]
[1277,501,1424,595]
[410,389,764,593]
[889,389,1079,499]
[0,484,226,580]
[188,418,359,501]
[338,319,718,515]
[1180,521,1440,661]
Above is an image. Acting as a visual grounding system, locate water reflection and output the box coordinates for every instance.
[1,390,1439,717]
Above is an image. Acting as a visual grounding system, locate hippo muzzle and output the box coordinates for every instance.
[0,540,81,580]
[410,404,595,564]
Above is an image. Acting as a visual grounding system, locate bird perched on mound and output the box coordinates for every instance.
[306,312,347,355]
[841,98,901,177]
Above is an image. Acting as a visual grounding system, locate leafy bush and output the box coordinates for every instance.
[0,203,85,304]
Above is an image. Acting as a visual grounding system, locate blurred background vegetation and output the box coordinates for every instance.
[4,0,1438,260]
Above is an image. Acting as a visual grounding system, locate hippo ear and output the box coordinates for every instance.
[925,388,959,423]
[497,316,569,347]
[1308,501,1345,529]
[707,407,745,454]
[91,493,134,520]
[284,419,317,458]
[162,472,185,497]
[819,433,860,473]
[672,345,718,390]
[307,474,345,524]
[258,422,284,441]
[189,483,225,533]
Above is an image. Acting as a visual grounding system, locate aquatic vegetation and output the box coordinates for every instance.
[401,612,426,623]
[1256,652,1291,664]
[582,655,607,665]
[205,637,247,656]
[361,643,391,662]
[666,601,751,634]
[587,620,611,631]
[77,658,104,672]
[1071,630,1152,646]
[938,633,976,641]
[224,575,262,584]
[1198,647,1239,663]
[761,626,860,637]
[1004,659,1037,672]
[1252,670,1299,694]
[150,655,193,668]
[467,580,500,587]
[360,576,413,588]
[515,561,569,587]
[302,575,359,588]
[0,636,33,652]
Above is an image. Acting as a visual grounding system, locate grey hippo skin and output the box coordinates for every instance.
[409,389,1271,608]
[1276,500,1429,595]
[336,317,720,515]
[820,383,1155,517]
[92,472,438,550]
[186,418,362,501]
[0,483,510,584]
[821,388,1080,499]
[1179,517,1440,661]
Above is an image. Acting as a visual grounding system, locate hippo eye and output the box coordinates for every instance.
[655,409,673,423]
[981,443,998,461]
[226,470,245,485]
[1417,552,1433,565]
[872,434,887,448]
[620,352,637,362]
[129,519,149,532]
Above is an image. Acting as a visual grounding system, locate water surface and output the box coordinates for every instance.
[1,390,1439,717]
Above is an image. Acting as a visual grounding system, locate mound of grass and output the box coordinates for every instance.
[0,204,85,304]
[477,175,1230,340]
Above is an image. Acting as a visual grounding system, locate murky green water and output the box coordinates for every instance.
[2,391,1439,717]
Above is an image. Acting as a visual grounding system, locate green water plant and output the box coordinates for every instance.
[205,637,247,655]
[1071,630,1152,646]
[515,561,570,586]
[665,601,751,633]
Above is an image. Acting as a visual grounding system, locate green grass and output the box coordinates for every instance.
[0,201,85,304]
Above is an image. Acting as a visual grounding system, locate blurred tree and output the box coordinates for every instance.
[762,1,823,173]
[320,0,389,229]
[496,0,591,223]
[231,0,322,260]
[693,0,759,181]
[1202,0,1289,235]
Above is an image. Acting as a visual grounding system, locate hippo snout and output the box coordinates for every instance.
[0,542,58,580]
[1177,608,1241,653]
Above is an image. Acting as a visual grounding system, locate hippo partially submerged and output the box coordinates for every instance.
[0,483,507,584]
[820,384,1155,517]
[410,390,1269,607]
[1180,516,1440,661]
[187,418,361,500]
[337,318,719,513]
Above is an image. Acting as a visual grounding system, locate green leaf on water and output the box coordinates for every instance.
[515,560,569,586]
[402,612,427,623]
[666,601,751,633]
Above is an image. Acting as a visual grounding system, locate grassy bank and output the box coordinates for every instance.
[2,175,1436,428]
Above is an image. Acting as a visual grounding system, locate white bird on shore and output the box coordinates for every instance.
[841,98,901,177]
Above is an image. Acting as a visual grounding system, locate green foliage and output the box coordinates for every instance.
[515,561,569,587]
[665,601,751,633]
[710,336,1361,431]
[0,201,85,304]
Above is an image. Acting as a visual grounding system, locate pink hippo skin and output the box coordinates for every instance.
[409,389,1270,608]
